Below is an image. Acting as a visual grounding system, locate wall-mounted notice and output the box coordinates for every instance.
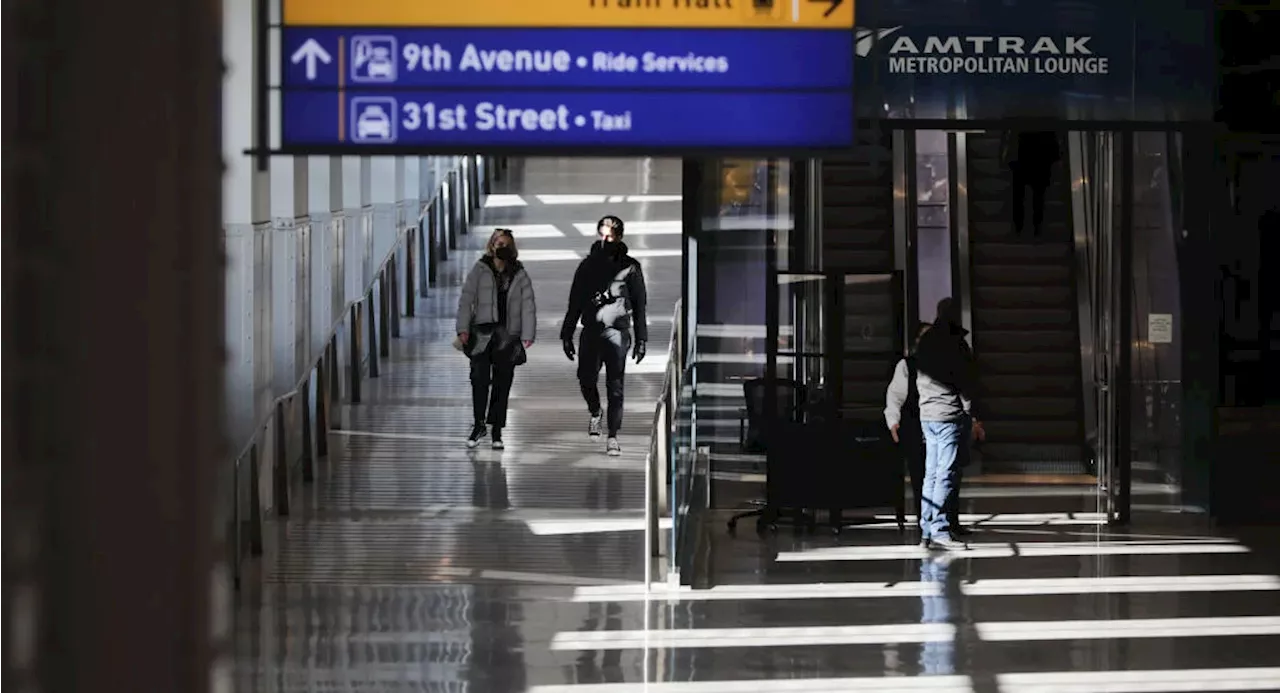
[1148,313,1173,344]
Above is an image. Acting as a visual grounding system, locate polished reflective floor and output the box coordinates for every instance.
[236,158,1280,693]
[236,158,685,691]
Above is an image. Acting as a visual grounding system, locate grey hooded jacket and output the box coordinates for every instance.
[456,255,536,354]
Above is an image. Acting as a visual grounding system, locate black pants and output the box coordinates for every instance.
[1010,162,1050,237]
[902,420,963,527]
[901,421,927,516]
[470,342,516,428]
[578,326,630,436]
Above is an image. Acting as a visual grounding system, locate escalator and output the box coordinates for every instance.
[964,132,1089,475]
[821,127,900,415]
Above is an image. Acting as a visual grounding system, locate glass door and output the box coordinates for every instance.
[765,269,904,419]
[1068,129,1131,522]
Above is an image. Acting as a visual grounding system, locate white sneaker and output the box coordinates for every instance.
[588,414,603,438]
[606,437,621,456]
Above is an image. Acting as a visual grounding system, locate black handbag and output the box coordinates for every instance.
[464,322,497,357]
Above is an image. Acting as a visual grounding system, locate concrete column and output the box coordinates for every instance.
[370,157,398,270]
[270,157,308,218]
[343,156,363,209]
[342,156,364,301]
[404,158,419,215]
[329,157,343,212]
[222,0,271,447]
[5,1,223,692]
[419,156,434,199]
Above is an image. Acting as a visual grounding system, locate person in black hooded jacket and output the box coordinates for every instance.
[560,215,648,456]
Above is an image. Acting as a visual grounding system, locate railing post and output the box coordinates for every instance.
[349,303,362,403]
[405,226,417,314]
[274,399,290,517]
[301,375,315,483]
[328,336,342,423]
[378,270,391,358]
[248,443,263,556]
[316,352,330,457]
[231,459,242,590]
[447,176,459,249]
[459,167,472,229]
[419,217,432,295]
[431,202,445,271]
[367,290,381,377]
[390,255,402,338]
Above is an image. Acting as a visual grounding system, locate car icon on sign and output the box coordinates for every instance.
[350,97,398,143]
[350,35,398,83]
[357,107,391,139]
[366,48,394,79]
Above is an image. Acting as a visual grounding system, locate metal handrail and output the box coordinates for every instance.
[644,298,682,589]
[228,157,478,589]
[229,164,462,466]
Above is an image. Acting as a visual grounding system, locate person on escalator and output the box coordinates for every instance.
[456,229,537,450]
[1002,129,1061,240]
[912,298,985,550]
[560,215,649,457]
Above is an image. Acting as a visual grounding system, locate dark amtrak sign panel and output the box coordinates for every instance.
[852,0,1213,122]
[277,0,857,153]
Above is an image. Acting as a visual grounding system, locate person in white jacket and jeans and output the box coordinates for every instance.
[892,298,984,550]
[456,229,537,450]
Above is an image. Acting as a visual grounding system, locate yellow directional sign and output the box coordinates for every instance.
[284,0,854,29]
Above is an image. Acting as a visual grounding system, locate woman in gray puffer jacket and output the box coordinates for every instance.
[456,228,537,450]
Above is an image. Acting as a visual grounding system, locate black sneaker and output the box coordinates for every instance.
[491,427,504,450]
[466,423,486,449]
[588,414,603,438]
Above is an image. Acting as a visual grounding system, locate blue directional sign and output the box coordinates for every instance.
[284,89,853,149]
[277,2,857,153]
[284,29,854,90]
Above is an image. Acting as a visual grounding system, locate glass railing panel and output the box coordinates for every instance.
[669,361,700,583]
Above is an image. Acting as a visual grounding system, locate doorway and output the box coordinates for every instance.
[895,127,1192,522]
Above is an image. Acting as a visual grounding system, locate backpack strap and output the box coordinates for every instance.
[905,356,920,416]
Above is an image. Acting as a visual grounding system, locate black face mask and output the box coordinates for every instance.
[494,246,515,262]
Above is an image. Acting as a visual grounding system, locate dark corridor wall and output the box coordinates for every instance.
[696,230,769,383]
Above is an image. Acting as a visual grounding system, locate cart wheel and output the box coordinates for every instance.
[831,525,842,536]
[727,518,738,531]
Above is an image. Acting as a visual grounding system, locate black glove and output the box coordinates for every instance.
[562,338,576,361]
[633,340,647,364]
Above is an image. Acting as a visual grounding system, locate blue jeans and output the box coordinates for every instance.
[920,420,966,539]
[919,557,955,674]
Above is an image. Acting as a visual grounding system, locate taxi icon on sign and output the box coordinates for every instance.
[351,97,398,143]
[350,35,398,83]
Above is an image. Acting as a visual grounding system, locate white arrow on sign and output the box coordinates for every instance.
[290,38,332,81]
